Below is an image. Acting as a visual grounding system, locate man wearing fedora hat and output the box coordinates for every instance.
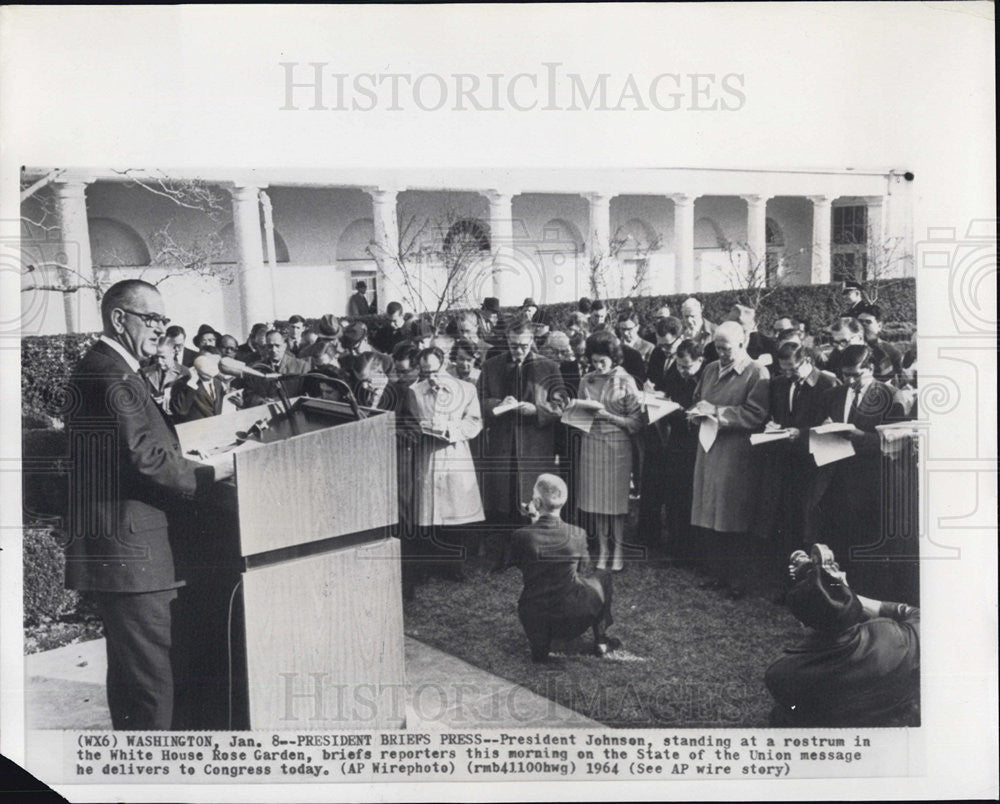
[298,313,343,363]
[191,324,220,353]
[348,280,372,317]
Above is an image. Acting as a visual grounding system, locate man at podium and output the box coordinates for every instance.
[64,280,233,730]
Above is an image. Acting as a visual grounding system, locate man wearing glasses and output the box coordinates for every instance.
[821,316,866,377]
[64,279,233,730]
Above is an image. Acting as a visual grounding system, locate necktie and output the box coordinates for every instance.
[848,387,860,423]
[790,379,803,413]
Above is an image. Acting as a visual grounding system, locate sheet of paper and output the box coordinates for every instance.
[493,399,520,416]
[750,430,792,445]
[813,421,856,434]
[561,403,598,433]
[810,431,856,466]
[644,395,682,424]
[698,416,719,452]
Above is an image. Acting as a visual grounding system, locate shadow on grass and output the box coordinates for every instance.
[404,554,801,728]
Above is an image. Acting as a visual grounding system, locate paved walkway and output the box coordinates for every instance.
[25,637,598,730]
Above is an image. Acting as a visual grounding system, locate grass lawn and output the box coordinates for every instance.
[403,550,802,728]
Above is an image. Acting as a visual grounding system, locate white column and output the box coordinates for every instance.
[742,194,769,272]
[364,187,405,311]
[808,195,833,284]
[484,189,515,304]
[231,184,270,334]
[583,192,611,301]
[670,194,696,294]
[53,180,101,333]
[865,195,886,277]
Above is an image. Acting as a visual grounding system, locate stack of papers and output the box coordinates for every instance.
[750,429,792,445]
[642,393,682,424]
[560,399,602,433]
[809,422,856,466]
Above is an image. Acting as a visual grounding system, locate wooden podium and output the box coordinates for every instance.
[175,397,405,730]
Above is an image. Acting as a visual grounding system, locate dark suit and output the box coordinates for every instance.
[169,376,227,423]
[347,292,371,317]
[477,352,562,517]
[371,323,407,356]
[505,514,613,661]
[815,380,908,598]
[65,339,216,729]
[621,344,647,385]
[638,363,703,559]
[756,369,840,559]
[646,344,678,392]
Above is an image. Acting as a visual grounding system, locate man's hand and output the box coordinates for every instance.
[786,427,802,442]
[518,401,537,416]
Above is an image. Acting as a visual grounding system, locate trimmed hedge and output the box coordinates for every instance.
[23,526,78,627]
[21,278,915,425]
[283,277,916,342]
[21,333,98,426]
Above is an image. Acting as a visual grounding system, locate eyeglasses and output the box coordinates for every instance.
[832,338,851,347]
[119,309,170,328]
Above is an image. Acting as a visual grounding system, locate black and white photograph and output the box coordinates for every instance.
[1,4,995,802]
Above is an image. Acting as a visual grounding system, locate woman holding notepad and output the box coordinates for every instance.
[573,330,645,571]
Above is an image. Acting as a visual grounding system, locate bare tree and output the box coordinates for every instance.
[20,170,231,302]
[367,207,491,331]
[588,225,663,318]
[719,241,784,310]
[832,218,909,303]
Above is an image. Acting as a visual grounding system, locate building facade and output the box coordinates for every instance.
[20,166,914,338]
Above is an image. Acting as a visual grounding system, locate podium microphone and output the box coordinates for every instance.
[219,357,280,381]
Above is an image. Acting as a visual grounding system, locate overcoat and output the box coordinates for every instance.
[690,353,770,533]
[405,375,485,527]
[477,351,561,513]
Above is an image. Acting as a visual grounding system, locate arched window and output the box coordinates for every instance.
[337,218,375,262]
[694,217,726,250]
[443,219,490,253]
[88,218,151,267]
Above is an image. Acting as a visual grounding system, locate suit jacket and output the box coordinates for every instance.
[140,362,188,412]
[621,344,647,385]
[628,337,655,365]
[770,368,840,431]
[169,375,227,423]
[654,363,703,459]
[64,340,215,593]
[347,292,371,317]
[821,379,906,455]
[507,514,604,621]
[244,352,312,406]
[477,351,562,511]
[559,359,587,399]
[646,344,678,392]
